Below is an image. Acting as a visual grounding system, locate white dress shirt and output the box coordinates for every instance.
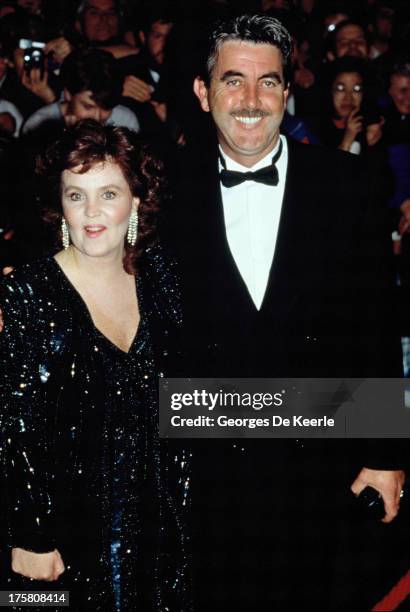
[219,135,288,310]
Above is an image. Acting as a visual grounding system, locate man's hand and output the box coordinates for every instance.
[21,67,55,104]
[351,468,405,523]
[44,37,72,66]
[150,100,167,122]
[11,548,65,581]
[123,75,153,103]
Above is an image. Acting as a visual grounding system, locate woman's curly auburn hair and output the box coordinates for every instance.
[36,119,164,274]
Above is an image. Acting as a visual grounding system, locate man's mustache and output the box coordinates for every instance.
[230,109,270,118]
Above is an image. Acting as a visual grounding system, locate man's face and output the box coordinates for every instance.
[82,0,119,43]
[194,41,288,167]
[389,74,410,115]
[66,90,111,123]
[145,21,172,66]
[335,24,368,58]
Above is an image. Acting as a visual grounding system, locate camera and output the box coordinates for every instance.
[19,38,45,75]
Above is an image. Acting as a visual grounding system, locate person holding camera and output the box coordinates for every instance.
[22,48,139,137]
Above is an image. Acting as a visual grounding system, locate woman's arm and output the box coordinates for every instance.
[0,269,62,562]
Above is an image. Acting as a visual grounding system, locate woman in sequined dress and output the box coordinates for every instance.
[0,120,191,611]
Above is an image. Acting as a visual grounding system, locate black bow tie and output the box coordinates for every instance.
[219,140,283,188]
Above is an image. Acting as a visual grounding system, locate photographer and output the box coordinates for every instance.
[0,12,60,118]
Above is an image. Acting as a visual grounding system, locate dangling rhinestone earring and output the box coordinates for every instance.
[127,208,138,247]
[61,217,70,249]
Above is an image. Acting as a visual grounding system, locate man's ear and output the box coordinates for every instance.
[193,77,210,113]
[63,88,72,102]
[327,50,336,61]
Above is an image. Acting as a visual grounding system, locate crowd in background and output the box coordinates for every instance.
[0,0,409,364]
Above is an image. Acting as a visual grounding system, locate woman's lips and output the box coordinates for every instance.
[84,225,107,238]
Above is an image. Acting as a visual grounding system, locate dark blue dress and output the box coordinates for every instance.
[0,245,192,611]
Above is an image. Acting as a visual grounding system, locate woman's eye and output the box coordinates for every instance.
[68,192,83,202]
[102,190,116,200]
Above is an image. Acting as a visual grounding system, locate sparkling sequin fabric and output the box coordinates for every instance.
[0,244,192,611]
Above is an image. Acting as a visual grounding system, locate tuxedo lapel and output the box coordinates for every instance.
[197,152,261,318]
[259,139,309,321]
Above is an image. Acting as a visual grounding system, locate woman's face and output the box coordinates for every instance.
[61,160,138,260]
[332,71,363,119]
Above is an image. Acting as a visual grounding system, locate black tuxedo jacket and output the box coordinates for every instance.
[167,139,399,366]
[162,137,404,468]
[162,137,407,609]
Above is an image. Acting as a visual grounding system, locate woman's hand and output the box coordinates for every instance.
[11,548,65,581]
[339,109,363,151]
[366,120,383,147]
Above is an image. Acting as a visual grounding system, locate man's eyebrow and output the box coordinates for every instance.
[219,70,283,83]
[220,70,244,81]
[259,71,283,83]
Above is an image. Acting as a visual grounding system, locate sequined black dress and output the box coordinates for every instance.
[0,245,191,611]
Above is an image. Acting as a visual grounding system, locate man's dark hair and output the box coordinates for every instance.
[60,48,123,110]
[204,14,293,87]
[139,2,174,35]
[390,59,410,79]
[77,0,122,19]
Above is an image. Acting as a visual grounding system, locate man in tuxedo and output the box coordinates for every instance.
[164,13,407,611]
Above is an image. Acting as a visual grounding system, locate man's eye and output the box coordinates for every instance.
[262,80,277,88]
[102,190,116,200]
[226,79,241,87]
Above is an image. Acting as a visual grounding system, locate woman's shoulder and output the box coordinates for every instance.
[1,257,57,294]
[0,257,64,316]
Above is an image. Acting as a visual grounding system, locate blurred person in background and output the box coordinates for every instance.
[315,56,383,153]
[328,18,370,60]
[75,0,138,59]
[368,0,396,60]
[120,4,174,135]
[22,48,139,137]
[0,12,61,118]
